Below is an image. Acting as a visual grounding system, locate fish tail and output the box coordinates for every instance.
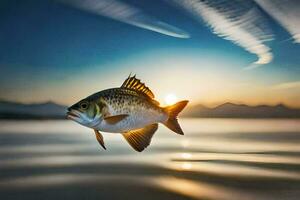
[163,100,189,135]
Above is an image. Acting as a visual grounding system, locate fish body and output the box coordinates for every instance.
[67,75,188,152]
[90,88,168,133]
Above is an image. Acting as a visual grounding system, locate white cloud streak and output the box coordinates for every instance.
[272,81,300,90]
[169,0,274,65]
[255,0,300,43]
[60,0,190,38]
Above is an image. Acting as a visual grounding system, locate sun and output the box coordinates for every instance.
[164,93,178,105]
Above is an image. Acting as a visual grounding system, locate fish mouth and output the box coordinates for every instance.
[66,110,80,120]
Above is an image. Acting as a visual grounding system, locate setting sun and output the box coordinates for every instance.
[164,93,178,105]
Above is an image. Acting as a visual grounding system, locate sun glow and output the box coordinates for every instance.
[164,93,178,105]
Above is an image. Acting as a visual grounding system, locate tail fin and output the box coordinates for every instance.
[163,100,189,135]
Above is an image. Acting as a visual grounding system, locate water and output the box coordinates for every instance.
[0,119,300,200]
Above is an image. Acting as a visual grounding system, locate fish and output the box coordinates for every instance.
[67,75,188,152]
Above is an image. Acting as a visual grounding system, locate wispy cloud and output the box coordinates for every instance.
[60,0,189,38]
[255,0,300,43]
[168,0,274,66]
[272,81,300,90]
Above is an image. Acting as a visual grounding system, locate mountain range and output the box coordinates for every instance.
[0,100,299,119]
[0,100,67,119]
[181,102,300,118]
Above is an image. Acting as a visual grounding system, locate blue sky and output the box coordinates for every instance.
[0,0,299,107]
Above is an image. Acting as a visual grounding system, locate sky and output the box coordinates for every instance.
[0,0,300,107]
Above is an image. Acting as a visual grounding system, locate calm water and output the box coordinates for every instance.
[0,119,300,200]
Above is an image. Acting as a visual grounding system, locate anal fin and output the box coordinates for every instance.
[122,124,158,152]
[94,129,106,150]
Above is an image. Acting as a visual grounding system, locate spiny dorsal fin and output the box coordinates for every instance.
[121,75,155,99]
[122,124,158,152]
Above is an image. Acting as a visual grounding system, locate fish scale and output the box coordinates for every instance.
[94,88,166,132]
[100,88,161,114]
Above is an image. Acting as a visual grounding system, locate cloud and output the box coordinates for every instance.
[60,0,190,38]
[272,81,300,90]
[168,0,274,65]
[254,0,300,43]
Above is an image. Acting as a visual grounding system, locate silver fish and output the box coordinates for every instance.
[67,75,188,152]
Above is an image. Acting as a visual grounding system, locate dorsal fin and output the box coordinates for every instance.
[121,75,155,99]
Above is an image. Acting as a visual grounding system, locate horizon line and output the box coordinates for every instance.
[1,99,300,109]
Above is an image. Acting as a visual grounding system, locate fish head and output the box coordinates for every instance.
[67,98,101,127]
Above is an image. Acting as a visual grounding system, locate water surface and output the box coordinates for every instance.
[0,119,300,200]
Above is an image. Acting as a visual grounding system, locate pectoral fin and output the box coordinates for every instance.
[104,114,129,124]
[94,129,106,150]
[122,124,158,152]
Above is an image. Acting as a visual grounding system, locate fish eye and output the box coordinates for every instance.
[80,102,88,109]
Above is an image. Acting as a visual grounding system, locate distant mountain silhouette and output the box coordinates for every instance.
[0,100,299,119]
[0,100,67,119]
[181,102,300,118]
